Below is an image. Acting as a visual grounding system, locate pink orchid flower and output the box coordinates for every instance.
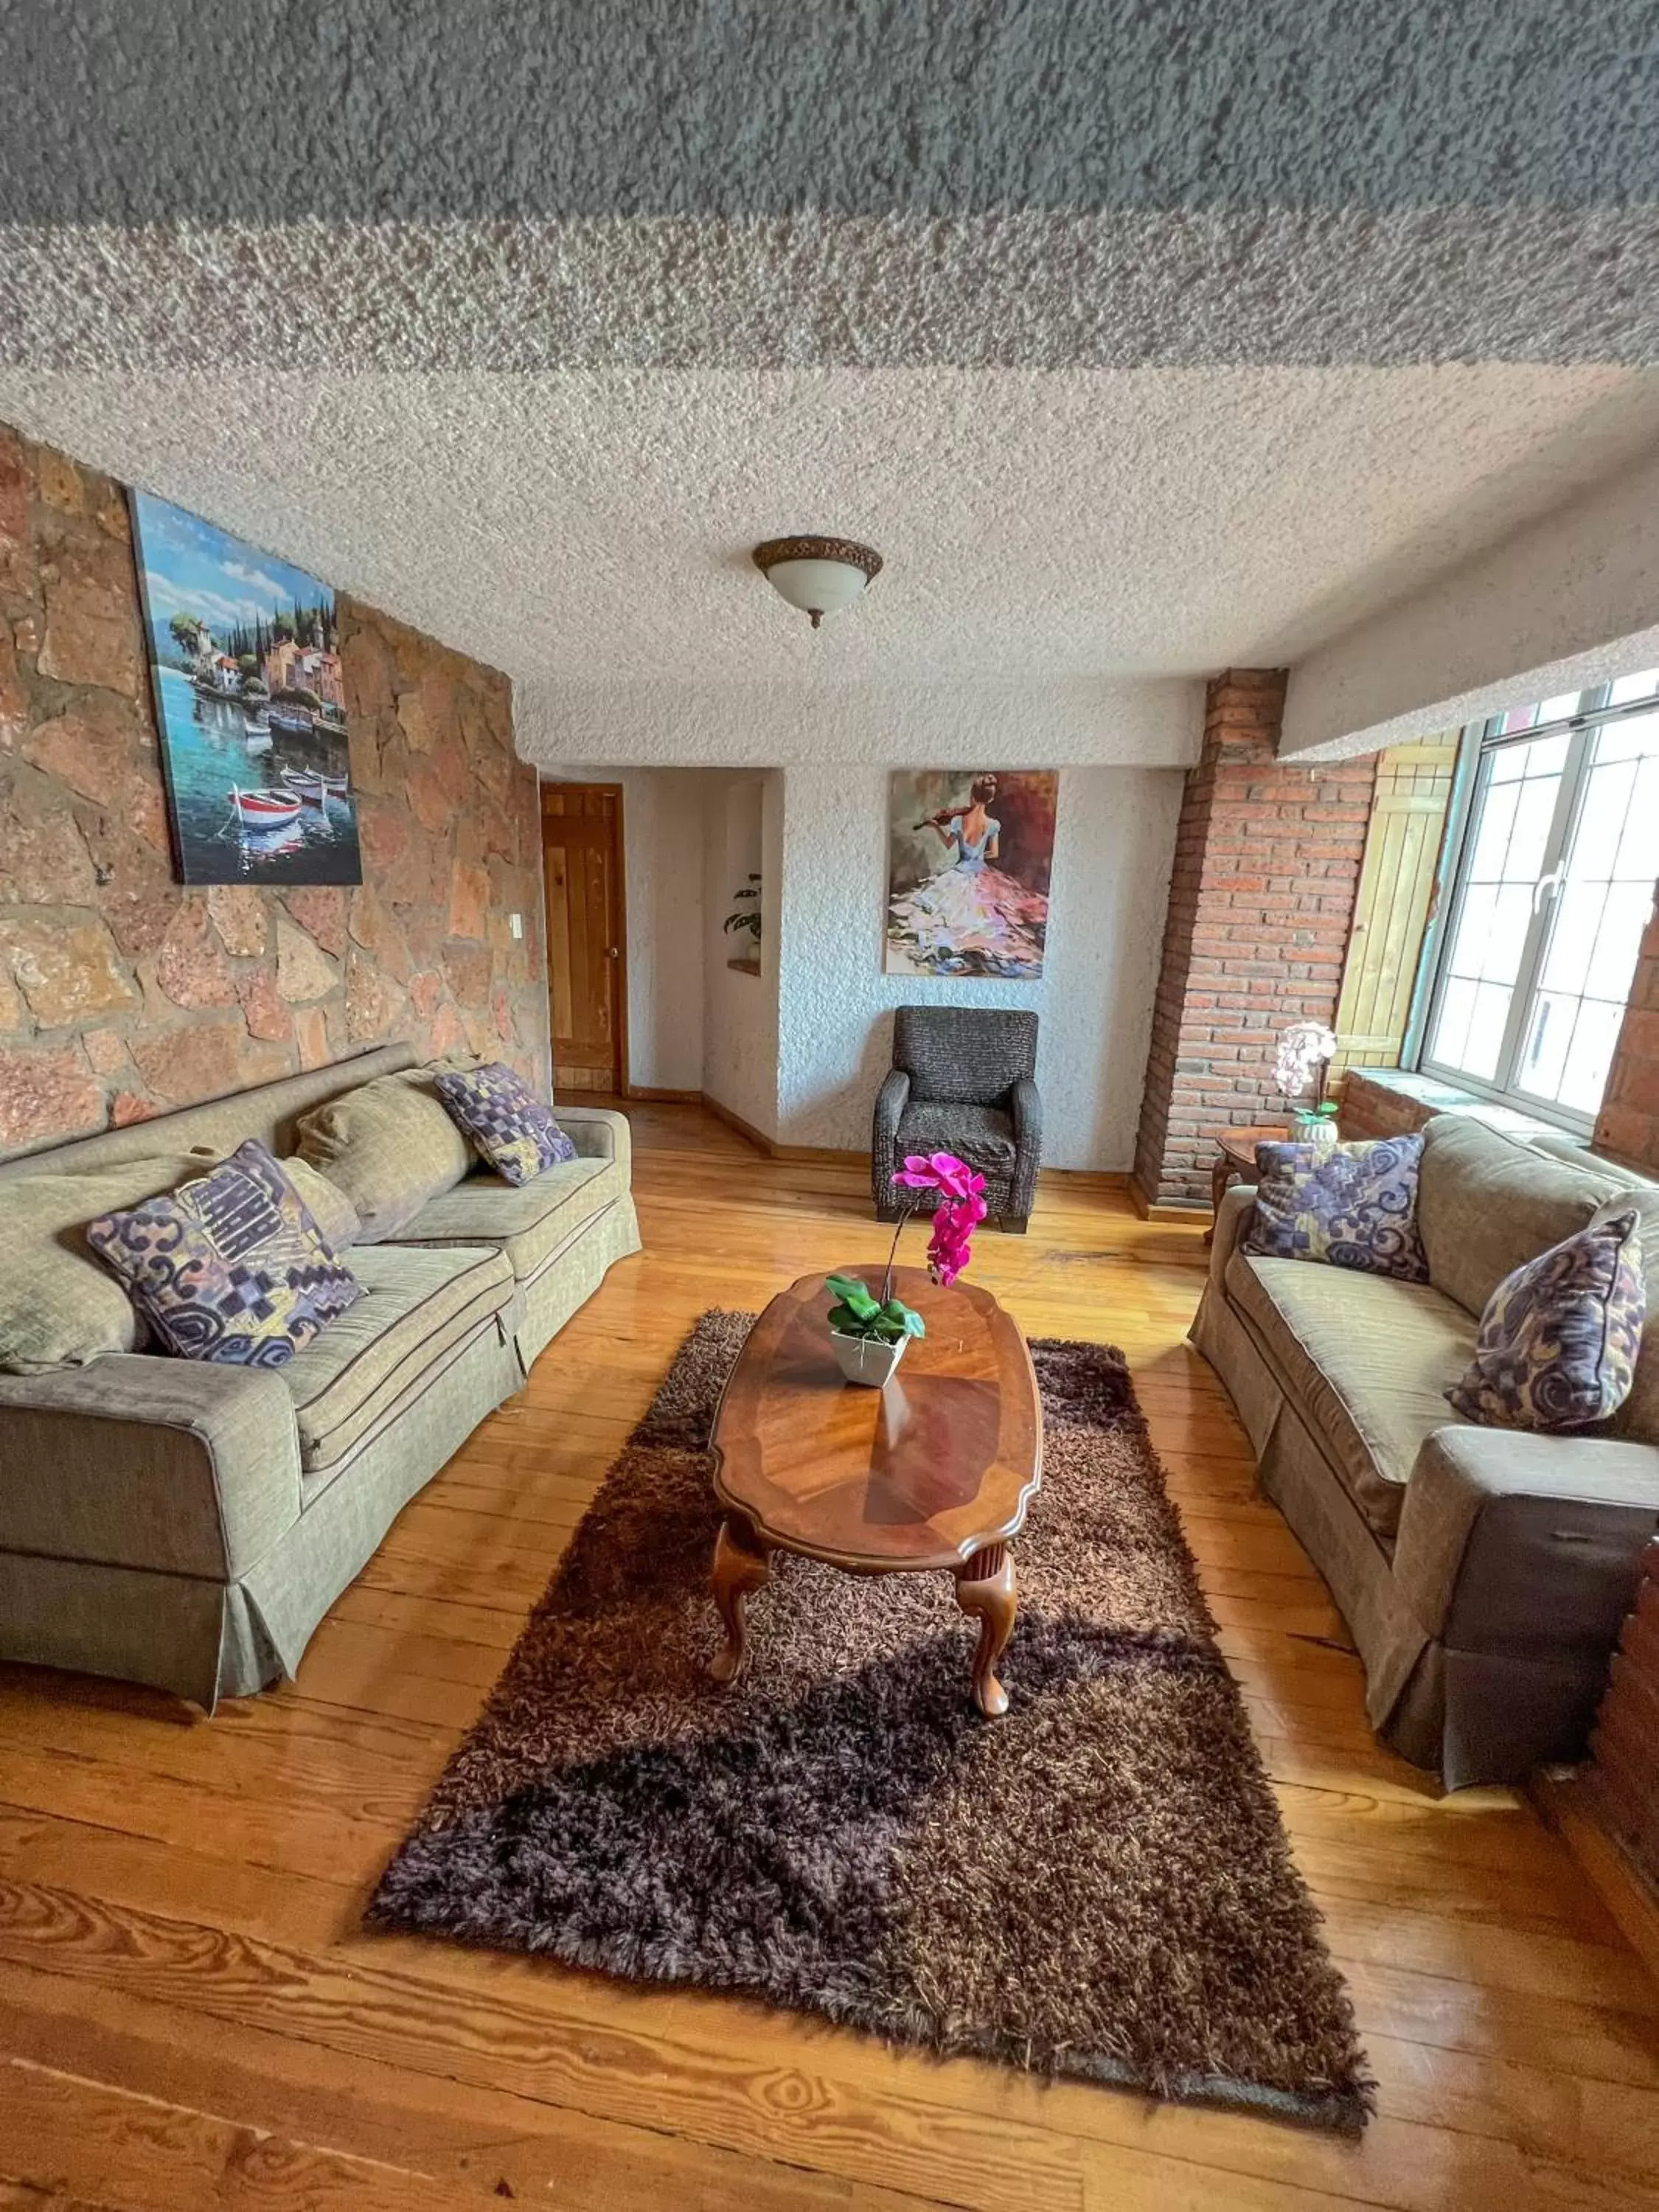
[926,1190,987,1286]
[891,1152,987,1204]
[881,1152,987,1293]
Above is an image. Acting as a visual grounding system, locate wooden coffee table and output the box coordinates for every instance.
[707,1267,1042,1717]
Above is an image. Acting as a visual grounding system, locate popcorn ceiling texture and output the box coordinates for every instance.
[6,369,1659,725]
[5,2,1659,768]
[1281,447,1659,759]
[3,3,1653,222]
[0,425,549,1159]
[5,215,1659,371]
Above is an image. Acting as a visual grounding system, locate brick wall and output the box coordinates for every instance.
[1132,670,1376,1208]
[1335,1070,1435,1141]
[0,425,549,1157]
[1596,897,1659,1173]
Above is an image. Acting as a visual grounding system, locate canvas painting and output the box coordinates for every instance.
[884,771,1058,979]
[129,490,363,886]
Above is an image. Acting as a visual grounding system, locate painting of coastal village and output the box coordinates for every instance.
[129,490,362,886]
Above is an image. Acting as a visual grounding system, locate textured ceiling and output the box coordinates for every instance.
[4,365,1659,699]
[4,1,1658,744]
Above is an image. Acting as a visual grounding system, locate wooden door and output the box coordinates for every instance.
[542,782,626,1093]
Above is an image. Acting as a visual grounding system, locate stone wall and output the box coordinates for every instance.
[1596,899,1659,1174]
[1132,670,1376,1208]
[0,425,548,1157]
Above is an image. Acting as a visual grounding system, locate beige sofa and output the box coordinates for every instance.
[0,1045,640,1708]
[1192,1114,1659,1787]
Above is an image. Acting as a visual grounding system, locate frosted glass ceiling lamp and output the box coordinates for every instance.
[752,535,883,629]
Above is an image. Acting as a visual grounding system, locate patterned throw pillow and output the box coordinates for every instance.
[1243,1134,1430,1282]
[1447,1204,1646,1432]
[434,1062,576,1186]
[86,1141,363,1368]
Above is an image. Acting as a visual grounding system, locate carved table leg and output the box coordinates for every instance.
[955,1544,1017,1718]
[1206,1155,1231,1247]
[709,1514,771,1686]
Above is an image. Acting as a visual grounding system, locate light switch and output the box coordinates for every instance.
[509,913,524,939]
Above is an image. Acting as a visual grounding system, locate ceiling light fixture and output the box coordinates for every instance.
[752,535,883,629]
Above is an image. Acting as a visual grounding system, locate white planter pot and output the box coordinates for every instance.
[830,1329,908,1388]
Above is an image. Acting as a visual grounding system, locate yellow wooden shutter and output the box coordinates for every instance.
[1332,737,1458,1081]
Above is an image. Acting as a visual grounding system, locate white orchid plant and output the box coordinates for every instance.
[1273,1021,1339,1122]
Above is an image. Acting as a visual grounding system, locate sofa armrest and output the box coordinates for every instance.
[1394,1425,1659,1653]
[1209,1183,1257,1292]
[554,1105,632,1182]
[0,1354,302,1579]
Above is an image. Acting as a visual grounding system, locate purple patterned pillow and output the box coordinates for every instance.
[1448,1205,1646,1431]
[86,1141,362,1367]
[1243,1134,1430,1282]
[434,1061,576,1186]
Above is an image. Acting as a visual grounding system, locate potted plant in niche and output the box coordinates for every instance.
[723,874,762,974]
[824,1152,988,1386]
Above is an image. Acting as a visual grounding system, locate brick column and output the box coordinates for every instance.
[1132,671,1377,1209]
[1595,895,1659,1172]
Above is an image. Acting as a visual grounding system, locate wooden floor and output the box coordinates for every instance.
[2,1101,1656,2211]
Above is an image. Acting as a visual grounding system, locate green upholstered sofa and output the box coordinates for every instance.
[1192,1113,1659,1788]
[0,1044,640,1708]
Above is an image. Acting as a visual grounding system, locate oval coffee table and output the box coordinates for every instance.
[707,1267,1042,1717]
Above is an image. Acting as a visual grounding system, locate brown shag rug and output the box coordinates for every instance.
[369,1312,1371,2132]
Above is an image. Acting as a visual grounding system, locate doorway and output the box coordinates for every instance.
[542,782,626,1094]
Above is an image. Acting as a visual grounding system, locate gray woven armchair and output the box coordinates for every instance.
[872,1006,1042,1232]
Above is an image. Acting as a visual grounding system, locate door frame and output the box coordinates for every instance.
[540,779,629,1098]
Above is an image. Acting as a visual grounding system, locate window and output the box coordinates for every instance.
[1417,669,1659,1127]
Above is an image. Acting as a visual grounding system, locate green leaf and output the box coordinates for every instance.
[902,1309,927,1338]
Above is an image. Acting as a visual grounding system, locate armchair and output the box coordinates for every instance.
[872,1006,1042,1232]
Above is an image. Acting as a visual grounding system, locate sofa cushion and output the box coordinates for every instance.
[1,1152,221,1375]
[434,1061,576,1185]
[296,1062,474,1242]
[1244,1135,1429,1282]
[1417,1116,1609,1318]
[1448,1203,1646,1433]
[86,1141,363,1369]
[1227,1251,1478,1540]
[392,1156,622,1286]
[279,1242,515,1471]
[895,1101,1017,1175]
[275,1156,362,1252]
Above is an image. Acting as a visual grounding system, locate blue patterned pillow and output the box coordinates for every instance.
[1243,1134,1430,1282]
[86,1141,362,1368]
[1447,1204,1646,1432]
[434,1061,575,1186]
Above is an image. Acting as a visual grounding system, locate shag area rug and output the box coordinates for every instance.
[369,1312,1371,2131]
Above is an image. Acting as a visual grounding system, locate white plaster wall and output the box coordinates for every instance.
[702,771,782,1137]
[1281,448,1659,760]
[538,765,709,1093]
[773,764,1183,1170]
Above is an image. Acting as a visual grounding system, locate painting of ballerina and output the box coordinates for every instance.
[883,771,1058,979]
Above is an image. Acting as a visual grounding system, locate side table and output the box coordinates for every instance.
[1206,1124,1287,1245]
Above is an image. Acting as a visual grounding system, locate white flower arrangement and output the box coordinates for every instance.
[1274,1021,1338,1110]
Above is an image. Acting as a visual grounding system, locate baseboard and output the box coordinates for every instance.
[1531,1768,1659,1994]
[1128,1174,1212,1223]
[698,1092,782,1154]
[625,1084,703,1104]
[637,1092,1144,1189]
[1039,1168,1130,1193]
